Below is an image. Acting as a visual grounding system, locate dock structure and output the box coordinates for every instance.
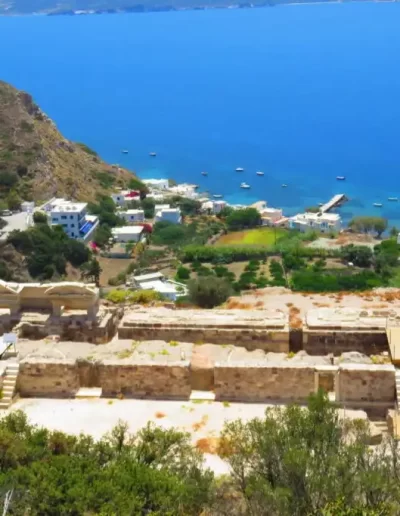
[320,194,347,213]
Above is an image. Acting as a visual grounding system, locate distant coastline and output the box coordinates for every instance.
[0,0,393,18]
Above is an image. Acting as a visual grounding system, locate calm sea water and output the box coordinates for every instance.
[1,4,400,224]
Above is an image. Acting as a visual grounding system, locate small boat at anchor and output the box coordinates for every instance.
[388,197,398,201]
[213,194,223,198]
[236,167,244,172]
[201,171,208,176]
[122,150,129,154]
[336,176,346,180]
[373,203,383,207]
[149,152,156,157]
[240,182,250,189]
[256,171,264,176]
[282,184,288,188]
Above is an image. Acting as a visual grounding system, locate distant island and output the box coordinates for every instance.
[0,0,384,17]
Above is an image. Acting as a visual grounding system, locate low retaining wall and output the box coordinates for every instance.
[16,358,396,407]
[214,364,315,402]
[17,358,191,400]
[303,330,388,356]
[98,362,191,399]
[18,359,79,397]
[337,364,395,403]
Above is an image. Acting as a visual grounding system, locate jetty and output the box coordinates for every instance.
[320,194,347,213]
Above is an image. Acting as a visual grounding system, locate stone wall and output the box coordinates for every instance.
[97,361,191,399]
[17,358,191,400]
[18,359,79,397]
[337,364,395,403]
[303,331,388,356]
[214,364,315,402]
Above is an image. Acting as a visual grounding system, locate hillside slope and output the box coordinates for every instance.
[0,80,138,203]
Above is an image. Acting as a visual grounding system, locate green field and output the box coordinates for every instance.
[215,227,287,246]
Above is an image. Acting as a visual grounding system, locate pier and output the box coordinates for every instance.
[320,194,347,213]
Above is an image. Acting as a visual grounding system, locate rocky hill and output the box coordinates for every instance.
[0,80,139,203]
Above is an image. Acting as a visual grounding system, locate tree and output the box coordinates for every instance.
[340,244,373,268]
[0,412,213,515]
[226,208,261,231]
[32,211,48,224]
[0,170,18,188]
[217,206,234,219]
[6,190,21,211]
[178,198,201,216]
[188,276,233,308]
[176,265,190,280]
[93,224,112,248]
[141,197,156,219]
[349,216,388,238]
[219,390,400,516]
[390,226,399,238]
[64,239,91,267]
[80,258,102,286]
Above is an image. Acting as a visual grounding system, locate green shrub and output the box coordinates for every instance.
[106,289,163,304]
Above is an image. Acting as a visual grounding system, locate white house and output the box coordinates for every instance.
[111,226,144,243]
[132,272,187,301]
[119,209,145,224]
[260,207,284,226]
[47,199,99,242]
[142,178,169,190]
[155,208,182,224]
[111,190,140,207]
[201,200,227,214]
[21,201,35,213]
[289,212,341,233]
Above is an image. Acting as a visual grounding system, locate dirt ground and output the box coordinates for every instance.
[8,398,368,474]
[97,256,132,286]
[307,233,380,250]
[230,287,400,316]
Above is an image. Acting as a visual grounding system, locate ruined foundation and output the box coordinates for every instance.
[118,307,290,352]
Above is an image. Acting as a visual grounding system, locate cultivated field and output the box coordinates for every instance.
[214,227,286,246]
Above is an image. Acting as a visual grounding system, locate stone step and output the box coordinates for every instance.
[0,403,10,410]
[75,387,102,399]
[189,390,215,402]
[3,379,16,386]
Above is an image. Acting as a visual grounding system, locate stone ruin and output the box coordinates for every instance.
[0,280,117,343]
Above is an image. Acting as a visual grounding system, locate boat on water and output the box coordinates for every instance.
[122,150,129,154]
[388,197,398,201]
[240,182,250,189]
[201,171,208,176]
[282,184,288,188]
[256,171,264,176]
[373,203,383,207]
[336,176,346,180]
[236,167,244,172]
[318,203,323,207]
[149,152,156,157]
[213,194,223,198]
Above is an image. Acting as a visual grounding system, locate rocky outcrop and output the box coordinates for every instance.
[0,80,140,202]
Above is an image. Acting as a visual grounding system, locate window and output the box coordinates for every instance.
[52,217,58,222]
[61,215,67,220]
[70,215,74,219]
[71,233,75,237]
[70,224,75,228]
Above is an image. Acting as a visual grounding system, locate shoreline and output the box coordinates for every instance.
[0,0,395,18]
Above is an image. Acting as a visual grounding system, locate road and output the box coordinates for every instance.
[0,212,30,241]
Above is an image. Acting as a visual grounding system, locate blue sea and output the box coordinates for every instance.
[1,4,400,225]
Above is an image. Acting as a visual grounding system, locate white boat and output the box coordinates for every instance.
[201,171,208,176]
[373,203,383,207]
[388,197,398,201]
[318,203,323,207]
[336,176,345,180]
[122,150,129,154]
[149,152,156,157]
[256,171,264,176]
[236,167,244,172]
[282,184,288,188]
[240,182,250,189]
[213,194,223,198]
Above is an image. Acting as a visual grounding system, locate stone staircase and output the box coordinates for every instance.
[0,363,19,410]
